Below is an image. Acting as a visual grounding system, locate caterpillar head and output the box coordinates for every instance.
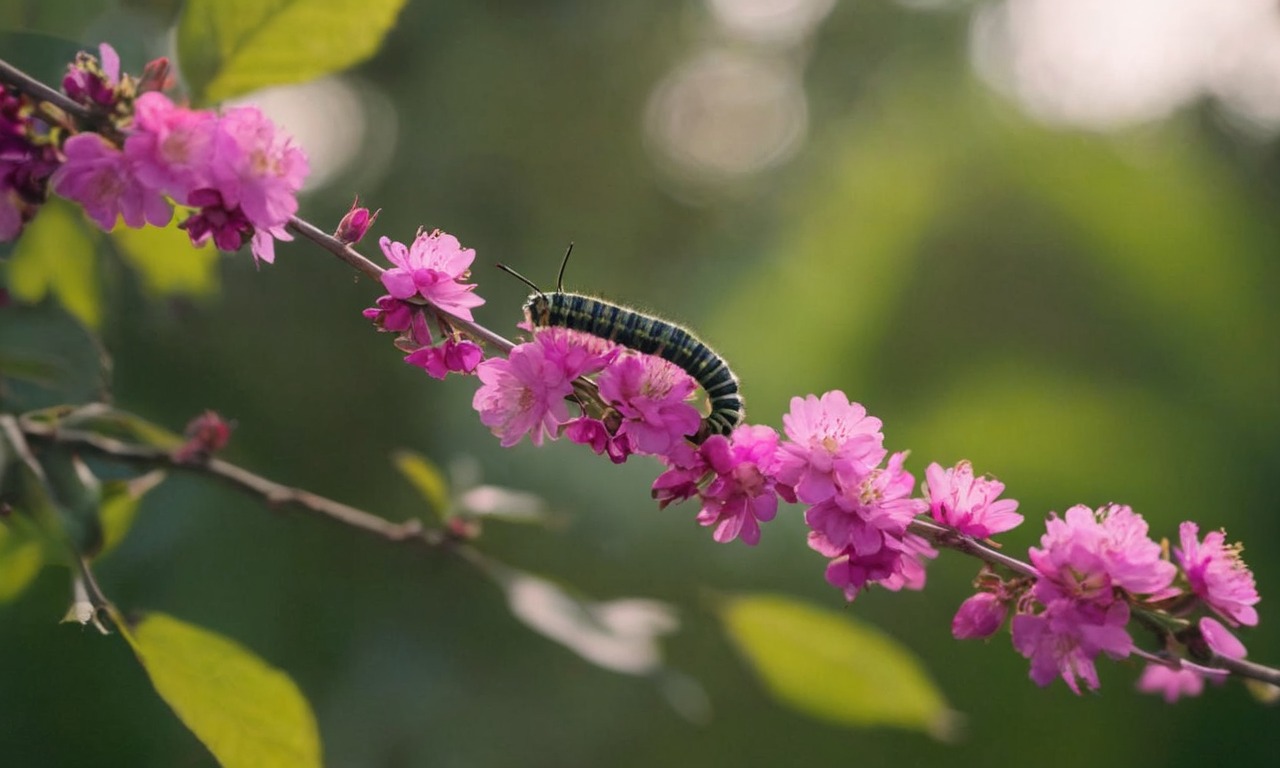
[523,292,552,327]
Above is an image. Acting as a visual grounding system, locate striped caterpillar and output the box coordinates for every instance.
[500,251,744,441]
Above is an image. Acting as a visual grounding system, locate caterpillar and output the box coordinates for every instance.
[499,249,744,441]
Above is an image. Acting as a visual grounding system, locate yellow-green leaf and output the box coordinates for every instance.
[0,518,44,602]
[177,0,408,104]
[120,611,322,768]
[97,471,165,559]
[391,450,451,520]
[719,593,955,739]
[7,197,101,329]
[111,222,220,297]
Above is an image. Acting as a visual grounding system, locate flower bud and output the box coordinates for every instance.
[952,591,1007,639]
[172,410,233,463]
[335,197,379,245]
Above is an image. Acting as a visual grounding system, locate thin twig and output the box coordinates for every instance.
[907,517,1038,578]
[0,58,88,119]
[18,419,449,549]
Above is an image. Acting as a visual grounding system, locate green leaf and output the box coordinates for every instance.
[718,593,955,739]
[119,611,322,768]
[6,197,102,330]
[391,450,451,520]
[0,514,45,602]
[176,0,408,104]
[0,304,109,410]
[111,222,220,298]
[97,471,166,559]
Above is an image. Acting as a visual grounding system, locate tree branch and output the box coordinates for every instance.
[17,418,451,550]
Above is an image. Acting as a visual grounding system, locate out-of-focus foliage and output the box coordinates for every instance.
[119,610,322,768]
[177,0,409,104]
[7,199,101,329]
[720,593,953,737]
[111,223,220,298]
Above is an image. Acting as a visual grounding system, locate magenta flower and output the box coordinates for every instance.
[924,460,1022,538]
[1136,664,1206,703]
[1175,522,1259,627]
[125,92,216,201]
[62,43,120,108]
[805,451,923,558]
[179,188,253,252]
[362,295,431,346]
[51,133,172,230]
[1014,503,1174,694]
[405,338,483,380]
[531,326,615,380]
[952,592,1007,639]
[651,444,709,509]
[776,391,886,504]
[1199,616,1247,660]
[1011,600,1133,694]
[877,532,938,592]
[208,105,308,232]
[597,353,702,456]
[472,341,575,447]
[1030,504,1176,601]
[824,541,905,601]
[694,424,785,546]
[379,230,484,320]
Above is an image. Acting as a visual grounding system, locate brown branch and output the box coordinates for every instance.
[17,418,450,550]
[907,517,1038,578]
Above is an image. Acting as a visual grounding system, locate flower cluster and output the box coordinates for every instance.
[1,44,308,265]
[362,229,486,380]
[945,502,1262,700]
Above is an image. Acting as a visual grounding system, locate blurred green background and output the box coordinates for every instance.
[2,0,1278,766]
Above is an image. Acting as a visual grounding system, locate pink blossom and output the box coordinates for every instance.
[694,425,784,546]
[179,188,253,252]
[531,326,615,380]
[877,532,938,592]
[651,444,709,508]
[405,338,483,380]
[1011,600,1133,694]
[208,105,308,233]
[1136,664,1206,703]
[1175,522,1259,627]
[125,92,216,200]
[62,44,120,108]
[1014,503,1174,693]
[925,460,1022,538]
[51,133,172,230]
[362,295,431,346]
[379,230,484,320]
[249,224,293,266]
[597,353,701,456]
[805,451,924,557]
[776,391,886,504]
[1199,616,1247,660]
[1030,503,1176,601]
[824,543,904,601]
[952,592,1007,639]
[471,341,575,447]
